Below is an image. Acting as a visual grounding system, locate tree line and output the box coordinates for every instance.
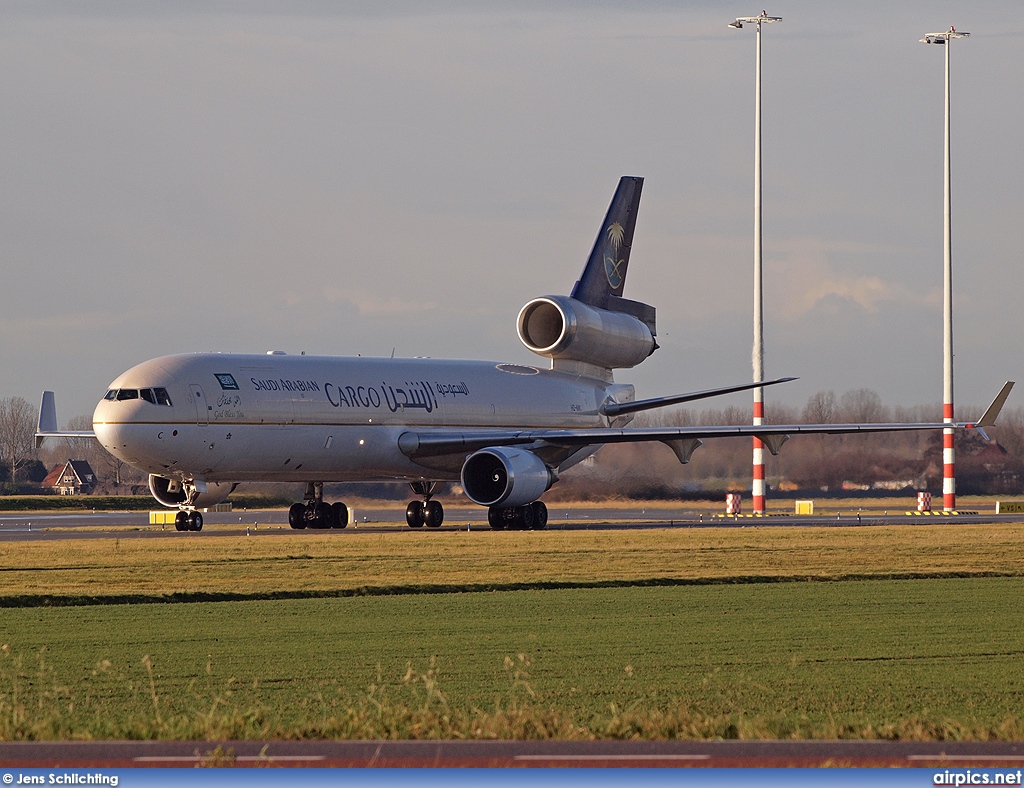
[550,389,1024,500]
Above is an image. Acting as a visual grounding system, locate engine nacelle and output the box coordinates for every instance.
[517,295,655,370]
[148,474,237,509]
[461,447,554,508]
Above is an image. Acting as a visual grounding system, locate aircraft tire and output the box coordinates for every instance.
[531,501,547,530]
[406,500,424,528]
[174,511,189,532]
[423,500,444,528]
[517,504,534,530]
[331,502,348,529]
[488,507,505,530]
[189,511,203,532]
[288,503,307,529]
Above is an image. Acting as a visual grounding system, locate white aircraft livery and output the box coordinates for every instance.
[37,177,1013,532]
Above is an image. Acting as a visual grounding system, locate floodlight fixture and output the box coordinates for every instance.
[728,11,782,29]
[920,26,970,44]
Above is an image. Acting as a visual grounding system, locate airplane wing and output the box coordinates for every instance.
[34,391,96,448]
[400,381,1015,463]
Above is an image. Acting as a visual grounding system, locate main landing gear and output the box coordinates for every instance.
[488,501,547,531]
[289,482,349,530]
[406,481,444,528]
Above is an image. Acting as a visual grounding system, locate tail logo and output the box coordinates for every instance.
[603,222,626,289]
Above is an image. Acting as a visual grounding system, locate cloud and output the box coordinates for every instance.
[767,238,940,320]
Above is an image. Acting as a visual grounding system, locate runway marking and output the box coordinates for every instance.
[907,755,1024,761]
[514,754,710,761]
[134,755,325,762]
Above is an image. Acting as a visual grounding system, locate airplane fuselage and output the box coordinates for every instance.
[93,353,633,484]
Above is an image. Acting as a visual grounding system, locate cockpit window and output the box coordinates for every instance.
[107,387,172,405]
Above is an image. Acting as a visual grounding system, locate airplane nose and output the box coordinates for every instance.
[93,420,119,450]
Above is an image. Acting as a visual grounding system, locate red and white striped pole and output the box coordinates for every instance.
[752,17,765,515]
[729,12,780,516]
[944,407,955,511]
[921,26,969,511]
[753,402,766,513]
[942,30,956,512]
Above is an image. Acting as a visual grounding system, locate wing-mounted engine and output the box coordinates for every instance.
[460,447,555,508]
[517,294,656,373]
[149,474,236,509]
[517,175,657,378]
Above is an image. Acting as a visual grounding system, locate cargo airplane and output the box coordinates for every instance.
[36,177,1013,532]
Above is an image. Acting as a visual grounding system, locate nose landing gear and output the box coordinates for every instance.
[288,482,349,530]
[406,482,444,528]
[172,479,205,532]
[174,510,204,532]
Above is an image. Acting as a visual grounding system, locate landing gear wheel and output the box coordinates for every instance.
[406,500,424,528]
[174,511,189,532]
[531,501,548,530]
[516,504,534,530]
[423,500,444,528]
[332,502,348,529]
[488,507,505,530]
[188,511,203,532]
[289,503,307,529]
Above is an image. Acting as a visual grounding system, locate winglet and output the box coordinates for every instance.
[38,391,58,434]
[34,390,96,448]
[976,381,1014,427]
[962,381,1014,441]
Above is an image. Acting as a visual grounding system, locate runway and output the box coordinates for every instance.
[2,739,1024,767]
[0,506,1021,541]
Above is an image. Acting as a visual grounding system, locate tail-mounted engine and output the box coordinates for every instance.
[149,474,236,509]
[517,294,657,371]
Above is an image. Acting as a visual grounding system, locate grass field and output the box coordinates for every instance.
[2,524,1023,741]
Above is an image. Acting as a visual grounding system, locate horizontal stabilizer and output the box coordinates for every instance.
[601,377,797,418]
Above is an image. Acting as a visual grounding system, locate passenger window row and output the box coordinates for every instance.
[103,388,173,406]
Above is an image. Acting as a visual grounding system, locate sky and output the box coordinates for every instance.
[1,1,1021,422]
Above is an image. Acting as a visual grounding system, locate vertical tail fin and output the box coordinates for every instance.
[570,176,644,308]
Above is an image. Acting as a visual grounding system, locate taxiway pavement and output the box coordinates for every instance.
[0,507,1021,541]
